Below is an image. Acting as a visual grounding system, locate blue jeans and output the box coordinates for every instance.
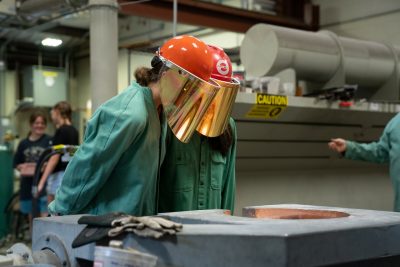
[47,171,64,195]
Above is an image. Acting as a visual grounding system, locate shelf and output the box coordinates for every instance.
[231,93,397,170]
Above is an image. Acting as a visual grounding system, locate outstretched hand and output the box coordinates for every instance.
[328,138,347,153]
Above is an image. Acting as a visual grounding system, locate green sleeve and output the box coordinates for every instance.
[344,121,392,164]
[48,92,146,215]
[221,119,237,214]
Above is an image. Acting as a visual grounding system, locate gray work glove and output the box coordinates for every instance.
[109,216,183,238]
[72,213,183,248]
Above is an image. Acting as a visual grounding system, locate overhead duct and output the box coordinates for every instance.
[17,0,88,19]
[240,24,400,100]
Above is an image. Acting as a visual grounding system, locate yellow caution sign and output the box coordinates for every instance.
[246,94,288,119]
[42,71,58,78]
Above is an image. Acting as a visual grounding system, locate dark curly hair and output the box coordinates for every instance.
[208,125,233,156]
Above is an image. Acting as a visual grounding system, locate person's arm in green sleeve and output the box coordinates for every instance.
[221,119,237,215]
[344,136,390,164]
[329,118,394,164]
[344,117,395,164]
[48,95,146,215]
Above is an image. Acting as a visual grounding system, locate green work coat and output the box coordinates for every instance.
[48,82,167,216]
[158,118,236,214]
[344,113,400,211]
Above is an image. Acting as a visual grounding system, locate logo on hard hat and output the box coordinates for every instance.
[216,59,229,76]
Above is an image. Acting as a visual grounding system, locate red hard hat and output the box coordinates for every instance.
[159,35,213,81]
[208,45,232,82]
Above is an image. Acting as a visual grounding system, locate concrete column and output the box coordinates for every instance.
[89,0,118,112]
[0,51,6,117]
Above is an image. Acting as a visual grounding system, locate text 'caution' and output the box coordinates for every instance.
[246,93,289,119]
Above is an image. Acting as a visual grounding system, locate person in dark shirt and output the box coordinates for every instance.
[37,101,79,204]
[14,111,51,222]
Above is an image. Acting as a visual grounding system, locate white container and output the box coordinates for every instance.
[11,265,55,267]
[94,246,157,267]
[0,255,13,267]
[282,82,296,96]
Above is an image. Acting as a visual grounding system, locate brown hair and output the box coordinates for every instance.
[134,56,164,87]
[29,110,47,126]
[53,101,72,121]
[27,110,47,137]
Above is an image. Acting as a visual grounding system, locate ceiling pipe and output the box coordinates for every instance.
[172,0,177,37]
[18,0,88,18]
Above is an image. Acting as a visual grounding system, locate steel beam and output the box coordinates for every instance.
[119,0,319,32]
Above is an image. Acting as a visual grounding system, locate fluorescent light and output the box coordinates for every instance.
[41,38,63,47]
[86,99,92,110]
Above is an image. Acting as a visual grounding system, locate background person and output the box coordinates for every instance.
[158,45,239,214]
[48,35,220,216]
[328,113,400,211]
[37,101,79,204]
[14,111,51,224]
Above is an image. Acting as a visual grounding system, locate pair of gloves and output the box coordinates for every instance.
[72,212,183,248]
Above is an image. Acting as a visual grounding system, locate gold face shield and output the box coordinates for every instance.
[196,78,240,137]
[159,58,221,143]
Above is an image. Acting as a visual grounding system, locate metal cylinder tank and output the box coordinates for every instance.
[240,24,400,90]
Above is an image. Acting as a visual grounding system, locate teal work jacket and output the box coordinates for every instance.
[48,82,167,215]
[345,113,400,211]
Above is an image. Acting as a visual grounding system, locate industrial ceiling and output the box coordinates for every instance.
[0,0,318,68]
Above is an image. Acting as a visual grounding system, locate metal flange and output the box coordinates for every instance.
[34,234,69,267]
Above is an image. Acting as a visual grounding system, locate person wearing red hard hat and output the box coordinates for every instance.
[159,45,240,215]
[157,36,222,142]
[48,35,220,216]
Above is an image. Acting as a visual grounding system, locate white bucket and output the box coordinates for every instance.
[94,246,157,267]
[0,255,13,267]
